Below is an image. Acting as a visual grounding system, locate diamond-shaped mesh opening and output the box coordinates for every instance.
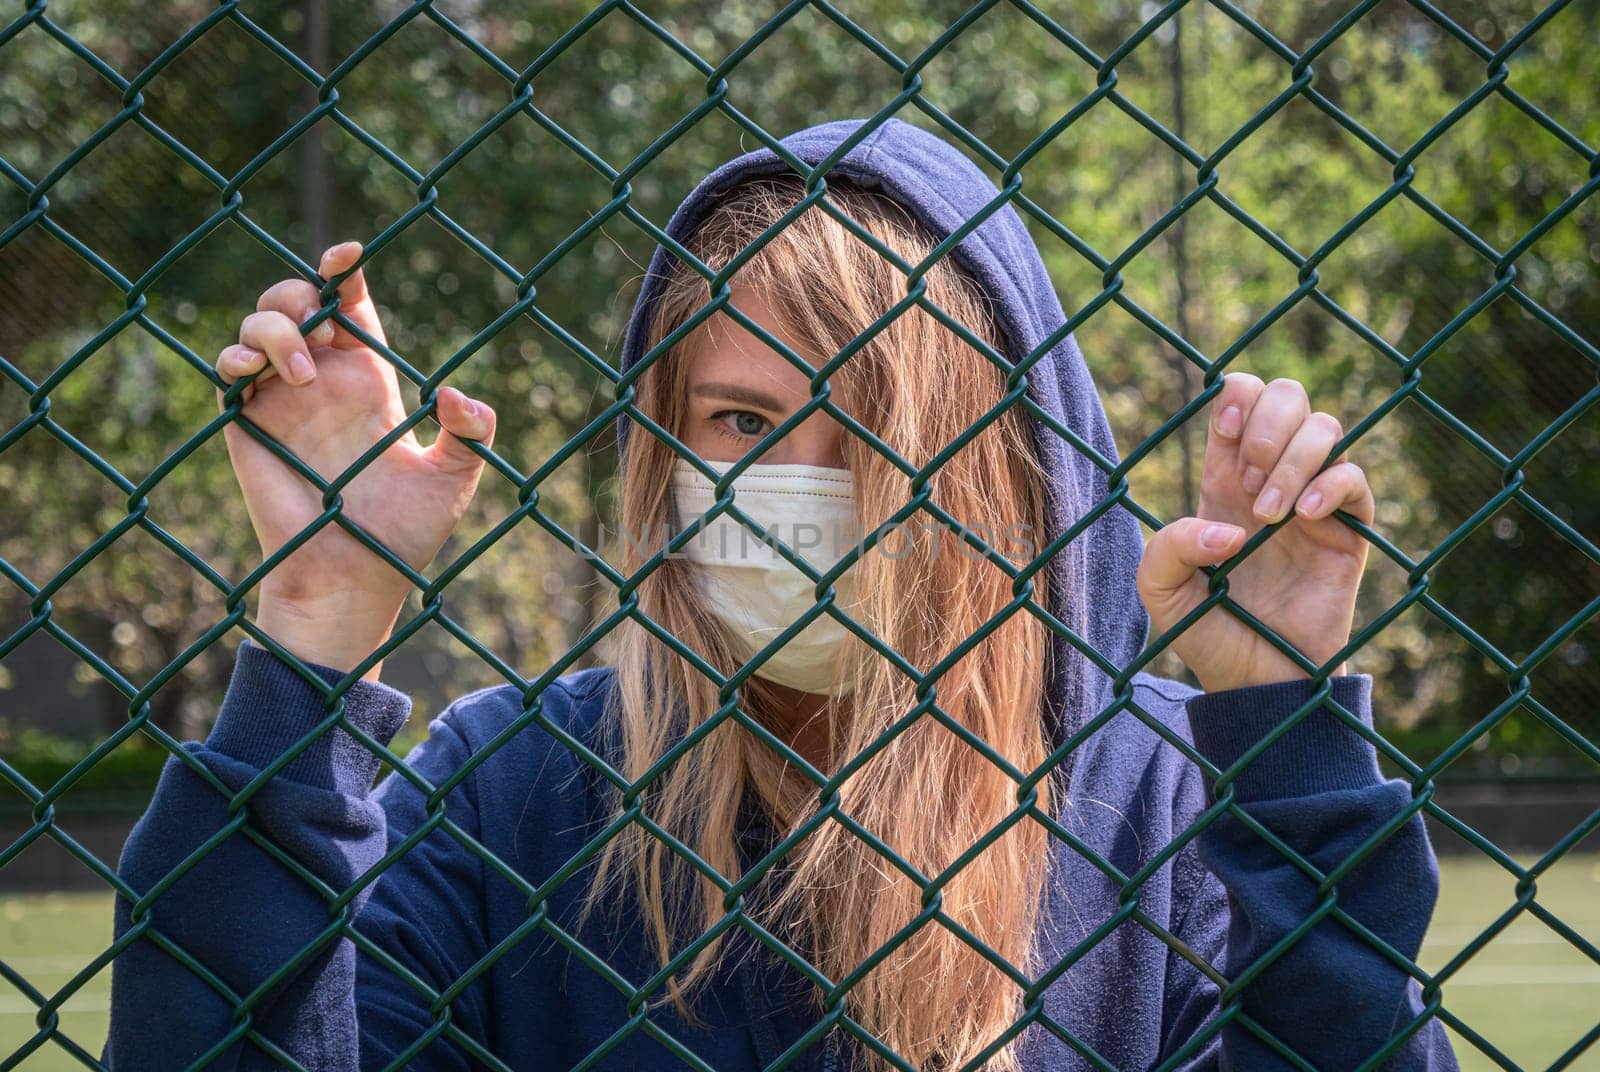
[1414,823,1600,1069]
[526,9,723,171]
[0,28,127,186]
[2,0,1597,1068]
[432,108,626,270]
[1109,4,1296,161]
[913,2,1103,158]
[334,16,518,178]
[718,7,910,134]
[133,17,307,178]
[1218,93,1401,257]
[235,116,425,255]
[1310,0,1494,151]
[40,122,219,284]
[1411,93,1595,252]
[0,888,117,1065]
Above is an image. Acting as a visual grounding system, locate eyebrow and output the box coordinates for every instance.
[689,381,793,411]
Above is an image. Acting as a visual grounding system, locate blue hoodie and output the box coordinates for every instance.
[104,117,1458,1071]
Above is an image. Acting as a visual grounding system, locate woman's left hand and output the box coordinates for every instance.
[1135,372,1374,694]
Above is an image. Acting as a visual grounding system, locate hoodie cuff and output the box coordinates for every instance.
[1185,673,1383,803]
[206,637,414,795]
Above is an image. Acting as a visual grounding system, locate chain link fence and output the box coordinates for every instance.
[2,0,1597,1069]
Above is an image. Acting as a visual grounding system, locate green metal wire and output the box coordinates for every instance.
[1,0,1596,1069]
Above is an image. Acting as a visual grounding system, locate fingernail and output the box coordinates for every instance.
[1203,524,1239,550]
[465,397,480,418]
[309,321,334,344]
[289,352,315,383]
[1254,487,1282,520]
[1299,490,1323,515]
[1243,465,1267,494]
[1217,405,1242,437]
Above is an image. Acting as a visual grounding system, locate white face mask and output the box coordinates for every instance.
[669,457,862,695]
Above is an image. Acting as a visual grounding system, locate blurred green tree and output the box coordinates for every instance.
[1,0,1594,786]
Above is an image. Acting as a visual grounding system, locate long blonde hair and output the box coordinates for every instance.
[579,174,1065,1070]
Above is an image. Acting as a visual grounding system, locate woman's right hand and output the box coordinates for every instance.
[215,240,497,673]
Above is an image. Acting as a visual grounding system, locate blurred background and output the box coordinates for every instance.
[1,0,1596,1068]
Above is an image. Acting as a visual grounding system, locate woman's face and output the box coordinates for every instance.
[678,284,849,469]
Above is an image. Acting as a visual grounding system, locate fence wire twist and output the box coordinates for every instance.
[1,0,1597,1070]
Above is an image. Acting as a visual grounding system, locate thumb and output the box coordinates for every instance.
[1136,516,1245,616]
[426,386,496,474]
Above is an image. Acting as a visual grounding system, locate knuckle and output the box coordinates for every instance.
[1243,431,1277,455]
[1268,381,1309,410]
[1157,519,1189,550]
[262,311,300,342]
[1308,411,1342,438]
[1269,460,1303,486]
[243,308,287,335]
[1317,465,1350,491]
[1184,515,1211,538]
[257,279,302,313]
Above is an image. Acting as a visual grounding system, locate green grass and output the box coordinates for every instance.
[1414,853,1600,1069]
[0,892,115,1069]
[1,855,1596,1069]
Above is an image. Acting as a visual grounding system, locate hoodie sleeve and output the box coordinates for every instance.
[102,638,494,1071]
[1157,673,1460,1071]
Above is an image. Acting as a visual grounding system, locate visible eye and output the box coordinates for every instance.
[713,409,772,440]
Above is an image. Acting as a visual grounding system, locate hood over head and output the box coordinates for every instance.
[614,115,1151,768]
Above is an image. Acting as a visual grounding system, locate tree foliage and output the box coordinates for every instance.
[1,0,1594,781]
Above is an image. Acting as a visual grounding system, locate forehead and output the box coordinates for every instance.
[681,285,822,396]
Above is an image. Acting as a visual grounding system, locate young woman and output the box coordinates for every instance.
[106,117,1457,1071]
